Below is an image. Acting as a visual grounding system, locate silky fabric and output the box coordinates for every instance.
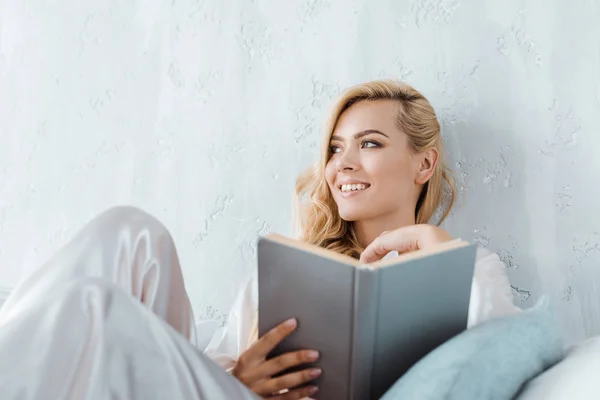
[0,206,258,400]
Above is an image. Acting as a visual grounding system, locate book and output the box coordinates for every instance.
[257,233,477,400]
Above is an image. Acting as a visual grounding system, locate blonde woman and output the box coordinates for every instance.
[0,79,520,400]
[208,79,522,398]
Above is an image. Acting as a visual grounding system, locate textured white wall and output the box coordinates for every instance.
[1,0,599,346]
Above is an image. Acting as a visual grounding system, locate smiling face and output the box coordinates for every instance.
[325,100,426,225]
[295,79,450,257]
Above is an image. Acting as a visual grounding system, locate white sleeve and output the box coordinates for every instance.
[467,246,522,328]
[203,273,258,371]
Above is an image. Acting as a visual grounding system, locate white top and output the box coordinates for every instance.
[202,246,522,370]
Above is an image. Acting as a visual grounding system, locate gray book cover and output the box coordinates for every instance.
[257,235,477,399]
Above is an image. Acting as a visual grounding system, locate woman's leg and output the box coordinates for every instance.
[0,206,196,343]
[0,277,258,400]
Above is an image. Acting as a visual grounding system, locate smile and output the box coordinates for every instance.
[338,183,370,193]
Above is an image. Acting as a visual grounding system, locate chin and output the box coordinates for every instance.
[337,208,365,222]
[337,202,388,222]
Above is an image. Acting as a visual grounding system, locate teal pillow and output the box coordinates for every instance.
[380,296,564,400]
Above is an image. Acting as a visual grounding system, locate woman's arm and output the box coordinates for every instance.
[203,274,259,371]
[468,246,522,328]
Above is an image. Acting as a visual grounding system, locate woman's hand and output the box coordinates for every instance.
[359,224,453,264]
[232,318,321,399]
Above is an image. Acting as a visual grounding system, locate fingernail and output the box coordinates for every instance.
[310,368,322,378]
[284,318,297,328]
[309,386,319,394]
[308,350,319,360]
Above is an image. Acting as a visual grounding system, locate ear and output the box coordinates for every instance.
[414,148,439,185]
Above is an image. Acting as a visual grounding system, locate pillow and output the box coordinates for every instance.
[515,335,600,400]
[380,296,564,400]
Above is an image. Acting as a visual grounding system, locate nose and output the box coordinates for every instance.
[335,147,359,172]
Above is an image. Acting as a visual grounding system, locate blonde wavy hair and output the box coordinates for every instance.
[294,79,456,259]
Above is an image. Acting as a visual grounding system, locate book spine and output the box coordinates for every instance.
[348,268,379,400]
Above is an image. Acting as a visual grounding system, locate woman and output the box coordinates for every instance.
[206,79,522,397]
[0,79,519,399]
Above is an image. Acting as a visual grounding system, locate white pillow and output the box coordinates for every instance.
[516,336,600,399]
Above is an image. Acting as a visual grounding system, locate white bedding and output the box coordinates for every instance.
[0,206,258,399]
[517,336,600,399]
[0,286,9,310]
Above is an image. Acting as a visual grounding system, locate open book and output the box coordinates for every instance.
[257,234,477,400]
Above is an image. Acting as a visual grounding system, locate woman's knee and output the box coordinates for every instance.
[57,277,120,304]
[88,206,173,241]
[95,205,163,227]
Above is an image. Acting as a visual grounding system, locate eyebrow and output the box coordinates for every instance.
[330,129,389,142]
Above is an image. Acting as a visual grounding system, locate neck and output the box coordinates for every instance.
[353,211,416,249]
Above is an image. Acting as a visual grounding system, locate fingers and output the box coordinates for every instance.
[248,349,319,381]
[359,225,453,264]
[360,235,418,264]
[238,318,297,370]
[253,318,298,358]
[268,385,319,400]
[232,318,322,399]
[256,367,321,397]
[359,240,390,264]
[233,319,298,383]
[359,229,420,264]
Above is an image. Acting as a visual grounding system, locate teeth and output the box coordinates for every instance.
[340,184,368,192]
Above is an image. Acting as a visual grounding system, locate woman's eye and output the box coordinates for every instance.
[362,140,380,148]
[329,145,341,154]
